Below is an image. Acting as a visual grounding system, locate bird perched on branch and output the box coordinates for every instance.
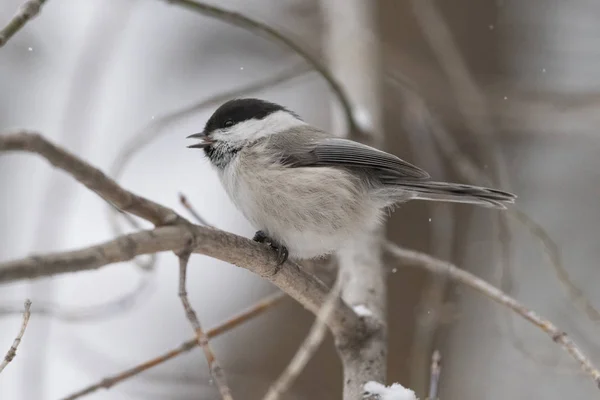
[188,98,515,266]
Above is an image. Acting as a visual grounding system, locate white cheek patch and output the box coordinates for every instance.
[213,110,307,145]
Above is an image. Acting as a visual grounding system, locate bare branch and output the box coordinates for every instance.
[263,277,342,400]
[0,132,179,226]
[0,300,32,374]
[163,0,360,135]
[177,250,232,399]
[61,292,286,400]
[0,224,359,335]
[385,241,600,390]
[512,208,600,322]
[0,0,47,48]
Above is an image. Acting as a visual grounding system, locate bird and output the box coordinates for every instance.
[187,98,515,266]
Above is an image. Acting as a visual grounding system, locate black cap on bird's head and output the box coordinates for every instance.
[186,98,294,149]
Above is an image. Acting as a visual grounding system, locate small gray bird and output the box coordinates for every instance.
[188,98,515,265]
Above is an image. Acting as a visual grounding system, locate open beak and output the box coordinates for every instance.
[186,132,215,149]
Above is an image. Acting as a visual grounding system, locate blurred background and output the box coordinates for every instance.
[1,0,599,399]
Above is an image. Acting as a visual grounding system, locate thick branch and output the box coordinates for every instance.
[0,225,360,337]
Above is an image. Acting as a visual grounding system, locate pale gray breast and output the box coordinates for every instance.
[230,135,371,234]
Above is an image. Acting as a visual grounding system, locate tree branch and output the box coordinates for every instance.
[0,224,360,336]
[177,250,233,399]
[0,0,47,48]
[0,300,32,374]
[61,292,286,399]
[263,277,342,400]
[164,0,359,135]
[385,241,600,390]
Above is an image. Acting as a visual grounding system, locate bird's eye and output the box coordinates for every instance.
[224,119,234,128]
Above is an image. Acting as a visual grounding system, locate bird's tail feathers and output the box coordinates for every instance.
[392,181,516,209]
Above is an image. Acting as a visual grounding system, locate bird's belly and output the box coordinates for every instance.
[221,163,383,259]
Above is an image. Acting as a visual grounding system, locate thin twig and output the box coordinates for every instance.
[165,0,359,135]
[0,299,32,374]
[263,277,342,400]
[0,0,47,48]
[513,208,600,322]
[177,250,232,400]
[385,241,600,390]
[179,193,212,227]
[61,292,286,400]
[427,350,441,400]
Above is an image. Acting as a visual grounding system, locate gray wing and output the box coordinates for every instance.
[266,126,430,180]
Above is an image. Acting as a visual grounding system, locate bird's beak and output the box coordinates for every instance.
[186,131,215,149]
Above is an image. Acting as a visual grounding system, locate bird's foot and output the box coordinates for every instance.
[253,230,289,270]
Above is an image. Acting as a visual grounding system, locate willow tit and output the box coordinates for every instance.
[187,98,515,265]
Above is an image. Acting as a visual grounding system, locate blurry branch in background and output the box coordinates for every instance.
[423,100,600,326]
[410,0,515,296]
[0,272,153,321]
[426,107,600,324]
[0,0,47,48]
[385,242,600,389]
[408,0,600,375]
[61,292,286,400]
[163,0,360,135]
[399,84,454,396]
[176,250,233,400]
[0,300,32,374]
[427,350,441,400]
[513,208,600,322]
[263,277,342,400]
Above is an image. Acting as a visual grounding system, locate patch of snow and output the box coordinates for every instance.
[363,381,418,400]
[353,304,373,317]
